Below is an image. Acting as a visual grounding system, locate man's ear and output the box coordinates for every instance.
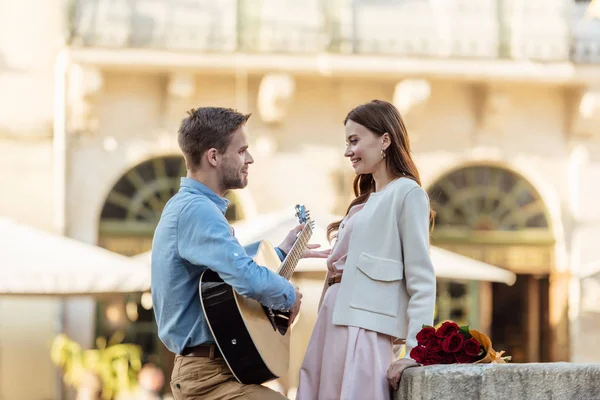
[206,148,219,167]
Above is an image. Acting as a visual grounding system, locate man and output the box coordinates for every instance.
[151,107,329,400]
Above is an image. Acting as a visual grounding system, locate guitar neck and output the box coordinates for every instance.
[278,223,313,281]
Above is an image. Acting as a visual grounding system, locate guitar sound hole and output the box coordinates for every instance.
[262,306,290,335]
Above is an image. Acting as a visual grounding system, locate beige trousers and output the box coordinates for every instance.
[170,355,287,400]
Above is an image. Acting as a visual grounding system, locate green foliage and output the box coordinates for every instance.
[459,325,472,338]
[50,332,143,400]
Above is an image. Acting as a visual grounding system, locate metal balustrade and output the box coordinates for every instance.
[66,0,600,63]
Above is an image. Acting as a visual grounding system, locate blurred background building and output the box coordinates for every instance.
[1,0,600,399]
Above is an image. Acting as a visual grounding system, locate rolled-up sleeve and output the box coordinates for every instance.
[177,199,296,311]
[398,187,436,359]
[243,241,286,262]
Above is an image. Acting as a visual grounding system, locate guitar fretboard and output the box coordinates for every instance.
[278,223,313,281]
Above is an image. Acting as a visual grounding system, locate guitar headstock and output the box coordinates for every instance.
[295,204,315,229]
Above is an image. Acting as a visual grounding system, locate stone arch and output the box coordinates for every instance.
[426,162,557,276]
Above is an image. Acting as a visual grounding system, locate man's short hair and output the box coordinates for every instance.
[178,107,251,171]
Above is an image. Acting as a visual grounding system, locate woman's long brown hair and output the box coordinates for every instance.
[327,99,435,241]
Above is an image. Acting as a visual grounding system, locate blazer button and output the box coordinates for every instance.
[176,383,181,389]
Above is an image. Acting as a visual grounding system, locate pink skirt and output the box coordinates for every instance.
[296,283,393,400]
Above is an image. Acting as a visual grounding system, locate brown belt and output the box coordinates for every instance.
[328,274,343,286]
[180,344,222,359]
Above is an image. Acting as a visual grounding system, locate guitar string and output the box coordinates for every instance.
[285,227,311,269]
[279,224,313,279]
[282,226,313,279]
[280,220,314,272]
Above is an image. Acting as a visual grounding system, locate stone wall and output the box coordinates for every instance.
[396,363,600,400]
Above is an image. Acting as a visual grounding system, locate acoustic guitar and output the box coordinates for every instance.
[200,205,314,384]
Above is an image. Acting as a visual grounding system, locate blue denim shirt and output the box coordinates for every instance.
[151,178,296,354]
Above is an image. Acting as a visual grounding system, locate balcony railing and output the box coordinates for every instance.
[67,0,238,51]
[67,0,600,64]
[571,1,600,63]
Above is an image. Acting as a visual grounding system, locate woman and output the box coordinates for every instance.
[296,100,436,399]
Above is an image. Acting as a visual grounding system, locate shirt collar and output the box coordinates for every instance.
[179,177,230,214]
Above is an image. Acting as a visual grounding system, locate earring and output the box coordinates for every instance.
[381,149,386,159]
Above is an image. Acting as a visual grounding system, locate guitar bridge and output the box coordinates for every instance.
[262,306,290,335]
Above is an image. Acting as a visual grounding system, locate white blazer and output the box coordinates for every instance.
[331,177,436,358]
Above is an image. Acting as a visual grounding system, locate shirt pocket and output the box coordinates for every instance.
[349,252,404,318]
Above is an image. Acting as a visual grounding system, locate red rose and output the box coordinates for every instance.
[426,338,442,353]
[463,338,482,357]
[422,352,442,366]
[442,332,464,353]
[454,351,476,364]
[416,326,436,345]
[440,352,455,364]
[436,321,459,338]
[409,346,428,363]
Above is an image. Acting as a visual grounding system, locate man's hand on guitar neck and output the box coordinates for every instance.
[278,224,332,259]
[288,285,303,326]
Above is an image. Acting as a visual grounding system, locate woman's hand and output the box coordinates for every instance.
[386,358,420,391]
[302,243,331,259]
[278,224,331,259]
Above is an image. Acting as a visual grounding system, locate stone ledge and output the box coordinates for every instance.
[396,363,600,400]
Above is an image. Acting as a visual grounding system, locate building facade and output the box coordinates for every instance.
[2,0,600,399]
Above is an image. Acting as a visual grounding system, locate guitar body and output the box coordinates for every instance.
[200,240,291,384]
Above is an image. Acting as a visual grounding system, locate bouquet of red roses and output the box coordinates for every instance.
[410,321,510,366]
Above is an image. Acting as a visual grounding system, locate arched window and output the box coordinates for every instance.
[428,165,552,240]
[98,156,244,255]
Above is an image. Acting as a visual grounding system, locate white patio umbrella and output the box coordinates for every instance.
[0,218,150,295]
[429,246,516,285]
[135,210,516,286]
[230,211,516,285]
